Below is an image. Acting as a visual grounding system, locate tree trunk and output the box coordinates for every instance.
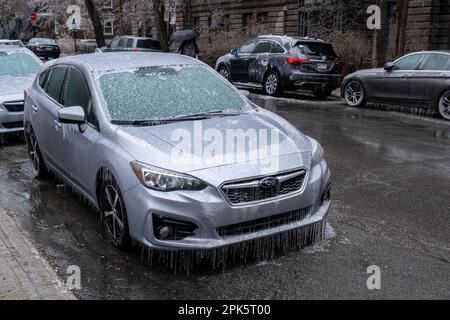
[153,0,169,52]
[84,0,105,48]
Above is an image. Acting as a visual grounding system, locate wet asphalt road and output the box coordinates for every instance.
[0,93,449,299]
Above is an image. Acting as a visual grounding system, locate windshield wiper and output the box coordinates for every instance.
[111,111,245,127]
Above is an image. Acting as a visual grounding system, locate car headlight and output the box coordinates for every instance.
[310,139,325,167]
[131,162,207,192]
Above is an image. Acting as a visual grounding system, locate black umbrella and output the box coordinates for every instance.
[169,30,199,44]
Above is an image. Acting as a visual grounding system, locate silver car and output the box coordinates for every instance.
[24,52,331,254]
[342,51,450,120]
[0,46,42,138]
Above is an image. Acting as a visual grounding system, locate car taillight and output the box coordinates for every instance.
[37,45,43,49]
[287,57,310,65]
[131,47,138,52]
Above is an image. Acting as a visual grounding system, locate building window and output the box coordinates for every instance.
[298,12,307,36]
[257,12,268,25]
[222,14,231,32]
[104,0,113,9]
[104,20,114,35]
[193,17,201,31]
[242,13,253,34]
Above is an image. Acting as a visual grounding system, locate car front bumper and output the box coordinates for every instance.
[123,159,331,251]
[0,109,24,134]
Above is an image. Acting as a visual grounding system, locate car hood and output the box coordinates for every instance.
[0,74,35,97]
[115,110,314,186]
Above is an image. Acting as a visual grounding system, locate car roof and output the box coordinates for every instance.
[256,34,329,45]
[48,52,203,72]
[0,45,29,52]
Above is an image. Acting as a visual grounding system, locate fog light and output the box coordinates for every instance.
[158,226,171,239]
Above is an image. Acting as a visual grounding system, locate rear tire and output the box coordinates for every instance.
[344,79,366,107]
[438,90,450,121]
[313,88,333,100]
[99,172,131,250]
[25,128,49,179]
[263,71,283,96]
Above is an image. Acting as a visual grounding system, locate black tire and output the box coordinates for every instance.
[99,172,131,250]
[217,65,231,81]
[263,71,283,96]
[25,127,49,179]
[437,89,450,121]
[344,79,366,107]
[313,88,333,100]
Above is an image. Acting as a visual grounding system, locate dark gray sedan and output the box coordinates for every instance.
[342,51,450,120]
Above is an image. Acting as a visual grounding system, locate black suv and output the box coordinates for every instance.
[215,35,342,98]
[101,36,162,53]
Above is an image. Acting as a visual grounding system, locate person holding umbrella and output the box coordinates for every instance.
[169,30,200,59]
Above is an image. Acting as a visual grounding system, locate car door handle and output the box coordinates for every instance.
[31,105,38,112]
[54,120,62,128]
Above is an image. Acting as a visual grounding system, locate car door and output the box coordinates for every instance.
[408,53,450,104]
[33,65,68,170]
[58,66,101,198]
[366,53,426,103]
[230,40,257,83]
[248,40,273,83]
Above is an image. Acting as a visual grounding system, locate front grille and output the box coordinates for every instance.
[2,101,24,113]
[1,121,23,129]
[216,206,313,237]
[221,169,307,205]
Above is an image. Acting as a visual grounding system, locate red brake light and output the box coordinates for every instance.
[287,57,310,65]
[131,47,138,52]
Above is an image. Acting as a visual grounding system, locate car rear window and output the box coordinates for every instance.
[136,39,162,50]
[293,42,337,58]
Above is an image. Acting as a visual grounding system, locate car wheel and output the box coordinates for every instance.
[344,80,366,107]
[25,128,49,179]
[313,88,333,100]
[100,173,131,249]
[438,90,450,121]
[218,65,231,81]
[264,71,282,96]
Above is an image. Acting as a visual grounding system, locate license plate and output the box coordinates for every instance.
[317,63,327,70]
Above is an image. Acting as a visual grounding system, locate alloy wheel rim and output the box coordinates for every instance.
[266,74,278,94]
[103,185,124,241]
[29,133,40,172]
[219,68,229,79]
[345,81,364,106]
[439,92,450,119]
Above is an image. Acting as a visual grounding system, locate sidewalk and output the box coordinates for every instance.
[0,210,75,300]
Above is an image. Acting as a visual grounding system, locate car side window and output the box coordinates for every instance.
[239,40,257,54]
[253,41,272,54]
[125,38,134,48]
[393,54,424,71]
[271,42,285,53]
[62,68,98,127]
[420,54,450,71]
[38,69,49,89]
[117,38,126,47]
[45,66,67,103]
[109,38,120,48]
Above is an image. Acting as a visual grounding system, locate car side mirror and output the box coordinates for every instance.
[231,48,238,57]
[58,106,85,124]
[384,62,395,71]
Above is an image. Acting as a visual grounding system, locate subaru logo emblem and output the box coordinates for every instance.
[259,177,279,189]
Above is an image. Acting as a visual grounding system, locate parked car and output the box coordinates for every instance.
[215,35,342,99]
[79,39,98,53]
[26,38,60,60]
[100,36,162,53]
[0,46,42,138]
[342,51,450,120]
[0,39,24,47]
[24,52,331,255]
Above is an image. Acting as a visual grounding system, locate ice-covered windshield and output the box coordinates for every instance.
[97,65,247,121]
[0,52,41,77]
